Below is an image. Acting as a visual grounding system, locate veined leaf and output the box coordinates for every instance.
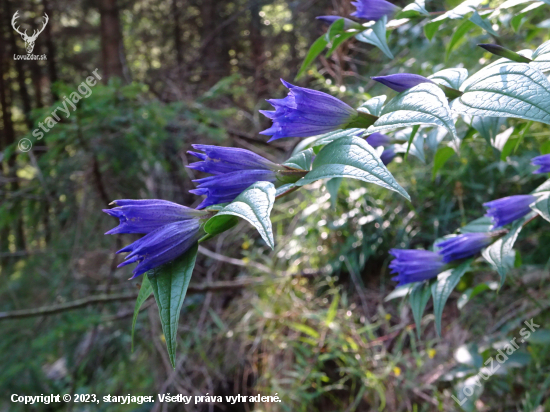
[454,63,550,125]
[531,39,550,73]
[205,181,276,249]
[355,16,394,59]
[283,148,315,171]
[429,68,469,90]
[431,261,471,336]
[296,136,410,200]
[296,35,328,80]
[471,116,505,145]
[482,214,533,287]
[292,128,365,154]
[424,0,483,40]
[360,95,387,117]
[368,83,459,147]
[131,276,153,352]
[530,194,550,222]
[410,281,432,338]
[326,177,342,209]
[148,243,199,368]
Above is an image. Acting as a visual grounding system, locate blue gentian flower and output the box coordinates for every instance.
[380,147,396,165]
[316,16,358,29]
[483,195,536,228]
[389,249,445,286]
[188,145,283,209]
[104,199,208,278]
[103,199,206,234]
[435,233,493,263]
[366,132,391,148]
[260,79,359,141]
[372,74,433,93]
[351,0,399,21]
[531,154,550,174]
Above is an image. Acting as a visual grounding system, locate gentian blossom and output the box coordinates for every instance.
[366,132,391,148]
[260,79,359,141]
[531,154,550,174]
[104,200,208,278]
[483,195,536,228]
[435,233,493,263]
[188,145,284,209]
[372,74,433,93]
[380,147,396,166]
[316,16,358,29]
[389,249,445,286]
[351,0,399,21]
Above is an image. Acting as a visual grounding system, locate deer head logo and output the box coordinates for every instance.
[11,11,49,54]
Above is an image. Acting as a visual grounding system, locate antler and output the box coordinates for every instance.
[11,11,28,38]
[29,13,49,40]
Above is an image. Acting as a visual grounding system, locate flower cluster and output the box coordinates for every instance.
[104,145,305,277]
[389,154,547,285]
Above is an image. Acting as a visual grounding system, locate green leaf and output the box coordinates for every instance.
[355,16,394,59]
[431,261,471,336]
[478,44,532,62]
[471,116,504,145]
[205,181,276,249]
[446,20,476,60]
[469,11,498,36]
[531,39,550,73]
[482,215,532,287]
[325,293,340,325]
[429,68,469,90]
[148,243,199,368]
[289,322,320,339]
[396,0,430,18]
[410,282,432,338]
[296,35,328,80]
[533,178,550,194]
[203,215,239,237]
[454,63,550,125]
[325,19,360,57]
[359,95,387,117]
[292,128,365,153]
[424,18,446,41]
[460,216,493,233]
[432,146,456,180]
[530,194,550,222]
[368,83,459,147]
[384,284,414,301]
[296,136,410,201]
[457,281,498,309]
[131,276,153,352]
[326,178,342,209]
[283,148,314,170]
[529,329,550,344]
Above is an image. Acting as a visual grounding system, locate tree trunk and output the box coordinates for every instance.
[99,0,125,81]
[42,0,58,101]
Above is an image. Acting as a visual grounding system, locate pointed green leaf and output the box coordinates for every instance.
[283,148,315,171]
[355,16,394,59]
[410,281,432,338]
[482,215,532,287]
[431,261,471,336]
[205,181,276,248]
[471,116,505,145]
[460,216,493,233]
[326,177,342,209]
[530,194,550,222]
[296,136,410,200]
[454,63,550,125]
[360,95,387,117]
[446,20,476,60]
[424,18,445,41]
[325,19,360,57]
[368,83,459,147]
[531,39,550,73]
[148,243,199,368]
[478,44,531,62]
[469,11,498,36]
[131,276,153,352]
[296,35,329,80]
[429,68,469,90]
[396,0,430,18]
